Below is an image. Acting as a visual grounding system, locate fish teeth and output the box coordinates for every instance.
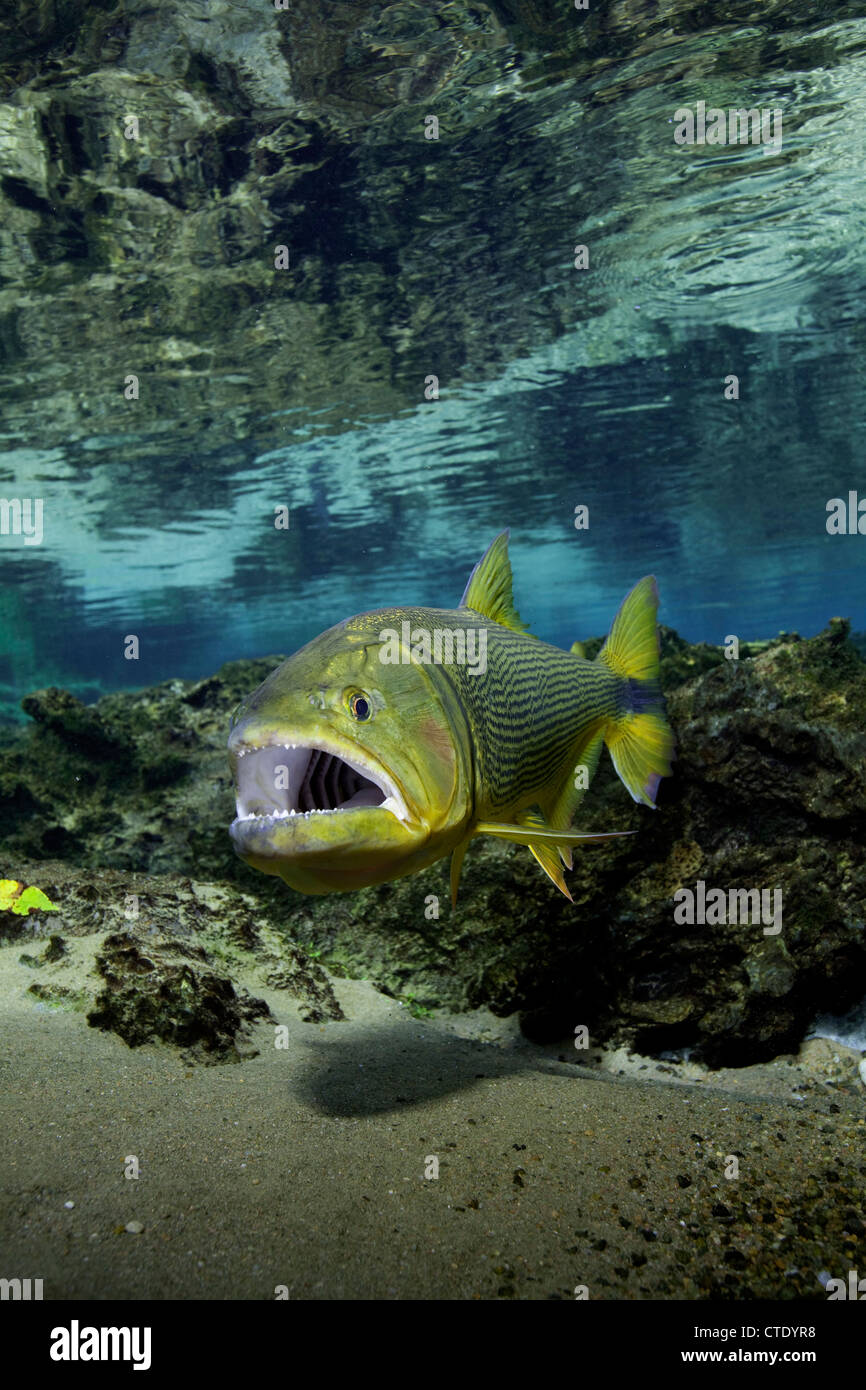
[235,801,402,823]
[236,743,300,757]
[236,807,350,823]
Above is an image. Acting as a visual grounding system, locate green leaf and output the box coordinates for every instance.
[13,886,59,915]
[0,879,22,910]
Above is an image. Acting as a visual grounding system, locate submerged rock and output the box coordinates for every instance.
[1,622,865,1065]
[87,930,271,1063]
[0,858,345,1059]
[0,657,281,874]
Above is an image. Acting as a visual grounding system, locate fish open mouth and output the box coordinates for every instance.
[231,741,410,825]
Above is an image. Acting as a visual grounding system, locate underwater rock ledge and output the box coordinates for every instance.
[0,860,346,1062]
[1,622,865,1066]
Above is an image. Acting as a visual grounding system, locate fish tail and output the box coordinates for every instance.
[596,576,674,808]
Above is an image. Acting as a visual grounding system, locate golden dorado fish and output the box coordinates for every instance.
[228,532,674,902]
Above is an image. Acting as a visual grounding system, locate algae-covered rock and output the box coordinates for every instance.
[0,656,283,875]
[0,858,345,1053]
[2,622,865,1064]
[87,930,271,1062]
[20,688,132,758]
[18,933,67,968]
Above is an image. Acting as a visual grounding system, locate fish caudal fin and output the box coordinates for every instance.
[596,576,675,808]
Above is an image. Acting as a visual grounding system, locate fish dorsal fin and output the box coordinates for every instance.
[459,531,531,634]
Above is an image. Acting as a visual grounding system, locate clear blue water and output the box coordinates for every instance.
[4,334,864,716]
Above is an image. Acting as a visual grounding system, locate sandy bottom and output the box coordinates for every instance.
[1,937,864,1301]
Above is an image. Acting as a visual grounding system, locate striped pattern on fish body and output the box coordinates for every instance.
[337,605,621,818]
[227,531,675,902]
[434,618,622,820]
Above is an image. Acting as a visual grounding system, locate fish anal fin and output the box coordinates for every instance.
[459,531,532,634]
[518,810,573,900]
[529,843,573,899]
[474,809,633,898]
[548,730,605,867]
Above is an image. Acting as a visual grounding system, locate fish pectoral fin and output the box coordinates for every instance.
[474,814,634,901]
[474,821,635,848]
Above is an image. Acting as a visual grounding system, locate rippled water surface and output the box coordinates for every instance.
[2,0,865,715]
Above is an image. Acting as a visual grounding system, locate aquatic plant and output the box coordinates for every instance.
[0,879,59,915]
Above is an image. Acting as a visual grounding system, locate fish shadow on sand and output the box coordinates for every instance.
[286,1021,599,1117]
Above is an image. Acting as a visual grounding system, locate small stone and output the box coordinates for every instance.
[64,1200,75,1209]
[125,1220,145,1235]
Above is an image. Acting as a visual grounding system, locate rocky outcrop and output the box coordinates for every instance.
[1,856,346,1060]
[2,622,864,1065]
[87,930,272,1062]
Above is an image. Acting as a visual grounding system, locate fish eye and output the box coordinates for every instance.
[346,690,373,722]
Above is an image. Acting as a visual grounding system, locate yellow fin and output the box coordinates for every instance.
[450,838,471,908]
[474,821,634,848]
[547,730,604,869]
[451,814,631,904]
[569,640,586,658]
[605,712,674,809]
[459,531,531,634]
[597,576,675,808]
[519,810,573,900]
[598,575,662,684]
[475,812,632,899]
